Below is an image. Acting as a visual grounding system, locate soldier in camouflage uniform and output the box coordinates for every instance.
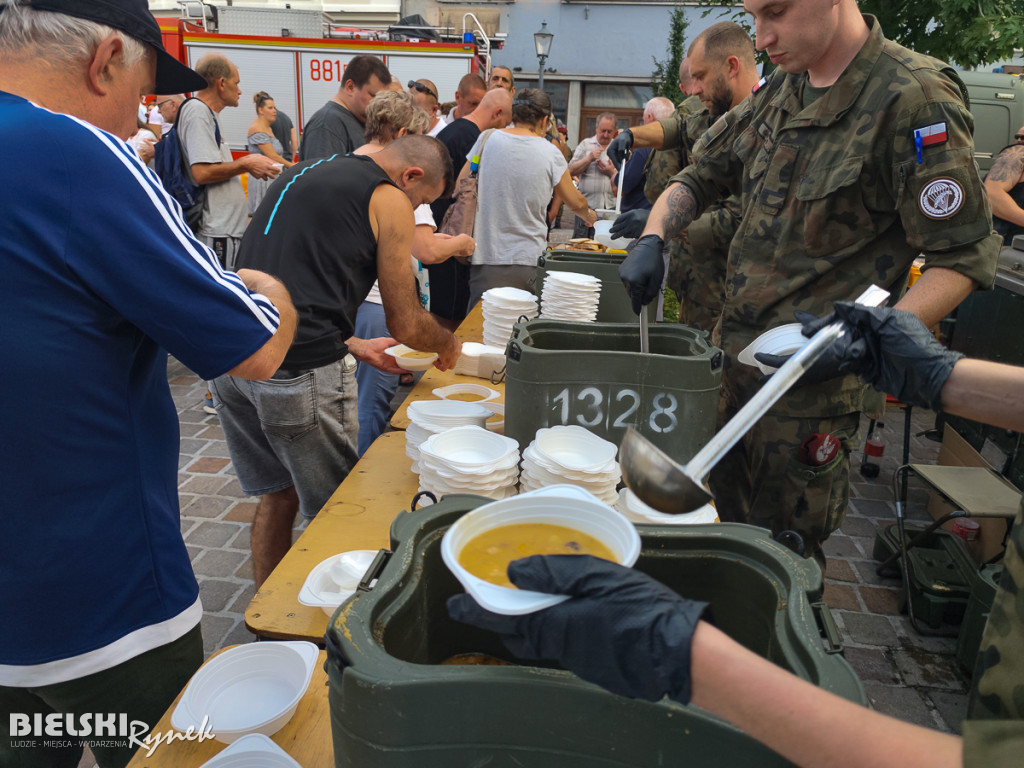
[619,2,1000,567]
[611,23,757,331]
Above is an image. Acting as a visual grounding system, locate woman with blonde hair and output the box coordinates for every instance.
[246,91,294,215]
[352,91,476,455]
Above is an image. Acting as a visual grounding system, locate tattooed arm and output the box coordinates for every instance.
[984,145,1024,227]
[641,181,702,242]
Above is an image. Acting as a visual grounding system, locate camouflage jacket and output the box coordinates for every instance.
[644,95,704,203]
[962,501,1024,765]
[675,15,1000,414]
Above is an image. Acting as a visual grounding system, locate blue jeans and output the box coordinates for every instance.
[211,355,359,519]
[353,300,400,456]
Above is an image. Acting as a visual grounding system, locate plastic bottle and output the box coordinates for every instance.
[860,422,885,478]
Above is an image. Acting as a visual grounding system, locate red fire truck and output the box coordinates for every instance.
[156,4,495,151]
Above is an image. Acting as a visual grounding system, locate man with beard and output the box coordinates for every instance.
[610,22,758,330]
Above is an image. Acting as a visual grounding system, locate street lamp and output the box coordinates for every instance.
[534,21,553,90]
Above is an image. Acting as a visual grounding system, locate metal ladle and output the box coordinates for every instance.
[620,285,890,515]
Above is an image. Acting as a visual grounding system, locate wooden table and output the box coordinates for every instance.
[126,647,331,767]
[245,303,502,643]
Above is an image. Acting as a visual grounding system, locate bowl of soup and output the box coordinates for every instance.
[441,485,640,614]
[385,344,439,371]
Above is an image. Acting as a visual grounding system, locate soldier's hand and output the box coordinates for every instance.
[618,234,664,315]
[608,129,633,169]
[754,311,853,388]
[447,555,710,704]
[610,209,649,240]
[773,303,962,409]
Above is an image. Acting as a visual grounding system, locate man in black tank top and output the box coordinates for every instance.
[210,135,459,586]
[984,129,1024,244]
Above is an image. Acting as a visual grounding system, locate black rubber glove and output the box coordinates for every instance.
[757,303,963,409]
[618,234,665,315]
[607,128,633,169]
[610,209,649,240]
[447,555,710,703]
[753,310,854,388]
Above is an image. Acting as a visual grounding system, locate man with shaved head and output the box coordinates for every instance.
[443,72,486,126]
[212,134,460,586]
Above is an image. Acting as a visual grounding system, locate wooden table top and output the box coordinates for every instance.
[244,431,420,643]
[126,647,331,767]
[245,303,507,642]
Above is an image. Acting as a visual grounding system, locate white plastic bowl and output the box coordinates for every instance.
[384,344,438,372]
[407,399,491,429]
[736,323,807,375]
[199,733,301,768]
[534,426,618,471]
[617,488,719,526]
[171,642,318,743]
[419,425,518,467]
[441,485,640,615]
[431,383,500,403]
[298,550,377,616]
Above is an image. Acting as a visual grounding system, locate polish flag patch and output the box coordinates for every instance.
[915,122,948,147]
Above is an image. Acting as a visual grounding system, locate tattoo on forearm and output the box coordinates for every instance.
[661,185,698,241]
[987,146,1024,184]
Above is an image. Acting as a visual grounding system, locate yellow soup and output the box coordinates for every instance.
[400,349,435,359]
[458,523,615,588]
[445,392,485,402]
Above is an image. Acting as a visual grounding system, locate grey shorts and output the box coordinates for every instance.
[210,355,359,519]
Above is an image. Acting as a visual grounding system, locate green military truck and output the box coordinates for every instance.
[960,70,1024,173]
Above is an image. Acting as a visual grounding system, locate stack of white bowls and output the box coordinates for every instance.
[405,400,491,471]
[519,425,620,505]
[481,287,538,347]
[540,271,601,322]
[616,487,719,526]
[417,425,520,500]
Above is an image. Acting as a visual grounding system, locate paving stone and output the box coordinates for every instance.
[196,425,226,441]
[198,579,244,613]
[170,375,200,386]
[862,682,942,729]
[839,514,878,538]
[222,619,258,648]
[849,497,897,519]
[200,614,235,657]
[853,559,898,587]
[179,423,206,438]
[178,454,192,470]
[218,478,250,498]
[893,647,967,690]
[187,457,231,474]
[851,482,893,501]
[843,646,899,684]
[823,583,860,612]
[823,533,861,559]
[182,496,232,520]
[194,549,248,579]
[927,690,969,734]
[825,558,857,583]
[893,620,962,655]
[234,555,254,582]
[197,442,233,460]
[179,475,231,496]
[860,585,902,616]
[226,526,251,550]
[186,521,240,548]
[178,409,209,425]
[847,535,878,559]
[225,501,259,523]
[839,612,898,646]
[228,581,257,614]
[186,545,202,563]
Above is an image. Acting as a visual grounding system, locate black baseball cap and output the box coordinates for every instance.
[15,0,207,94]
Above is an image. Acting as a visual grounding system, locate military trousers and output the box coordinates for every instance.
[707,398,862,571]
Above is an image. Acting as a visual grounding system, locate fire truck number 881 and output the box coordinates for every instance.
[309,60,348,82]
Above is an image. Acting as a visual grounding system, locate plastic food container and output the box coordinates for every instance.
[298,550,378,616]
[534,425,617,471]
[737,323,806,375]
[385,344,439,371]
[199,733,301,767]
[441,485,640,615]
[431,383,500,403]
[171,641,319,743]
[617,488,719,525]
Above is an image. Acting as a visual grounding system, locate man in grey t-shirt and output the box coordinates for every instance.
[178,54,278,269]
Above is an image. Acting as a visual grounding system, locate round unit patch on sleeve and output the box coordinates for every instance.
[919,177,965,219]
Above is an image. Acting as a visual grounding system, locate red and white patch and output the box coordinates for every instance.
[919,177,964,220]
